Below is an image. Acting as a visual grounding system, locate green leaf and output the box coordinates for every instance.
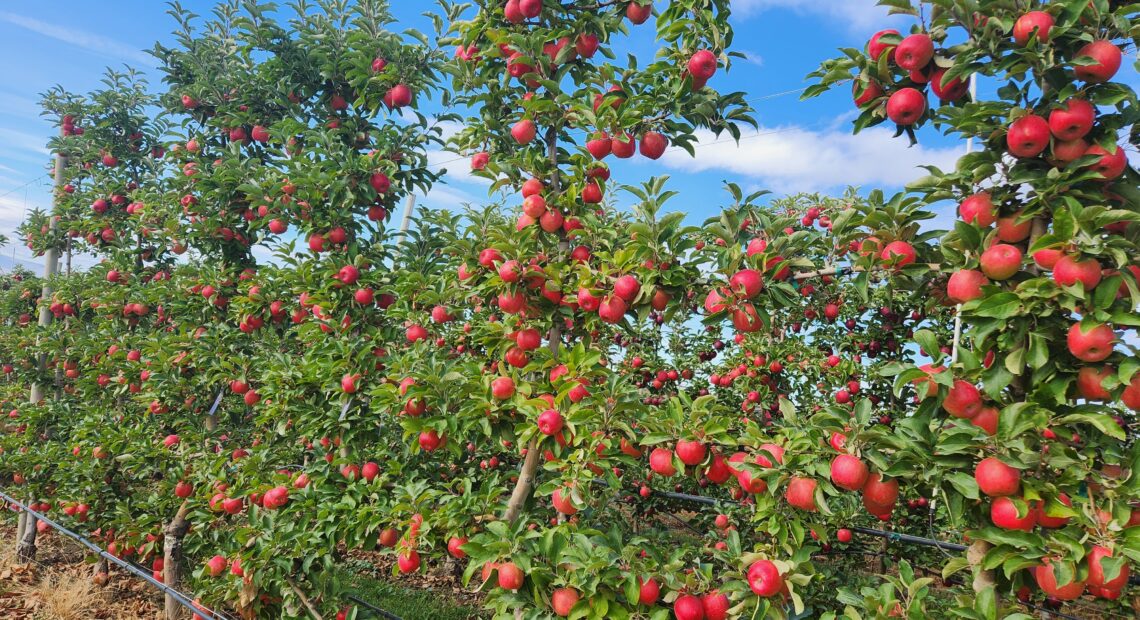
[969,293,1021,319]
[1054,412,1126,440]
[945,473,980,500]
[974,585,997,620]
[1027,333,1048,370]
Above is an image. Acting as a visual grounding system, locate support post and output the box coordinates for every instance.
[398,193,415,234]
[29,132,68,405]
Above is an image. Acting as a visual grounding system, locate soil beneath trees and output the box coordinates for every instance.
[0,523,162,619]
[0,521,485,620]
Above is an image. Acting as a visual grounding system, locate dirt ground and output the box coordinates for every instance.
[0,524,163,620]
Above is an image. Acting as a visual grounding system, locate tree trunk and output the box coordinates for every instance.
[93,557,109,581]
[14,509,26,556]
[16,511,37,563]
[163,502,191,620]
[967,540,996,594]
[503,438,541,523]
[501,124,564,525]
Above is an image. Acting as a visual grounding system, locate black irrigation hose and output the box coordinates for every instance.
[0,489,222,620]
[636,484,1140,589]
[347,594,404,620]
[848,526,967,553]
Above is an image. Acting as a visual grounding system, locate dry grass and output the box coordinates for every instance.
[20,572,100,620]
[0,522,162,620]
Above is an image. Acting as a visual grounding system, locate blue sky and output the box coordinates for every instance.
[0,0,979,267]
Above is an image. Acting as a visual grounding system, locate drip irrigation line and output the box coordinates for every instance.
[347,594,403,620]
[0,489,223,620]
[847,526,966,553]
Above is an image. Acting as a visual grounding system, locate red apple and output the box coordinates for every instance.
[511,120,536,144]
[1053,255,1102,289]
[971,406,998,436]
[1087,545,1129,592]
[675,439,707,466]
[831,454,870,491]
[991,496,1037,530]
[551,588,578,617]
[491,376,515,400]
[701,591,729,620]
[943,379,982,418]
[613,275,640,301]
[1035,494,1073,528]
[747,559,784,597]
[518,0,541,18]
[1067,322,1114,362]
[895,34,934,71]
[980,243,1022,280]
[959,192,996,226]
[1048,99,1095,141]
[447,536,468,559]
[1006,114,1050,158]
[885,88,925,125]
[638,577,660,605]
[639,131,668,159]
[625,2,651,25]
[1012,11,1054,46]
[649,447,677,477]
[867,29,900,62]
[688,49,717,80]
[1035,558,1085,601]
[206,555,227,577]
[1074,41,1122,83]
[575,33,599,58]
[975,457,1020,497]
[878,241,916,270]
[947,269,989,303]
[1084,143,1128,180]
[537,409,564,435]
[785,477,818,512]
[729,269,763,298]
[996,212,1032,242]
[853,78,883,107]
[397,549,420,573]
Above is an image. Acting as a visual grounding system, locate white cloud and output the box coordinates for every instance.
[737,50,764,67]
[0,195,32,229]
[657,124,964,195]
[425,148,491,188]
[0,91,40,120]
[0,127,51,160]
[0,11,156,68]
[731,0,906,32]
[421,185,480,212]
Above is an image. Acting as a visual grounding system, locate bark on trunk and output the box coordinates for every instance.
[503,438,541,523]
[163,502,191,620]
[16,512,37,563]
[93,557,109,580]
[14,509,26,556]
[967,540,996,593]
